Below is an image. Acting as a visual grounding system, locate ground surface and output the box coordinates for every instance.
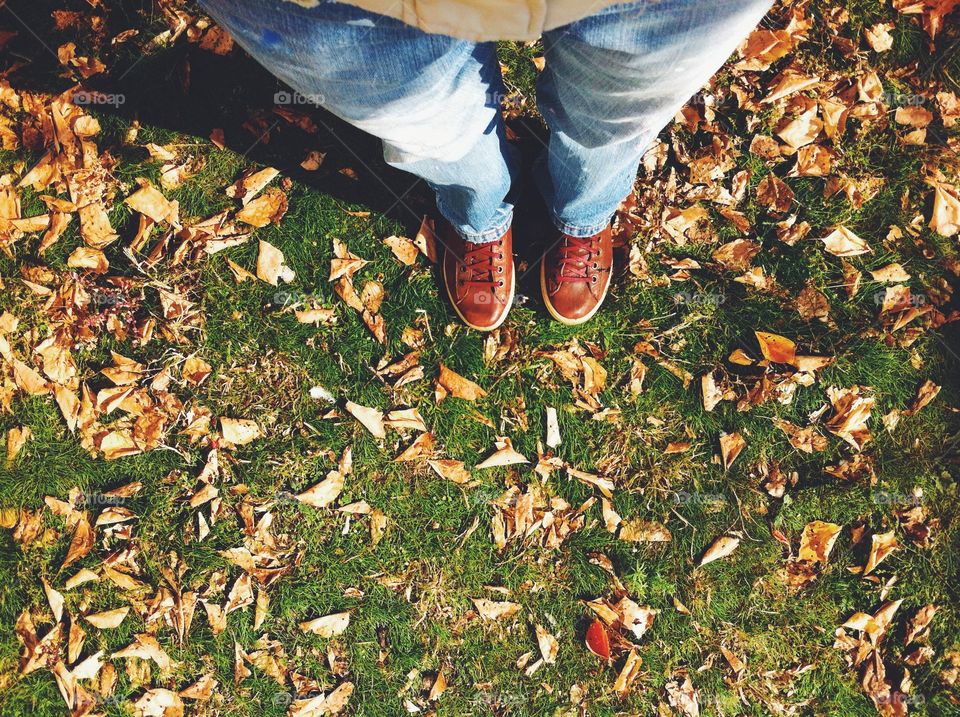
[0,1,960,716]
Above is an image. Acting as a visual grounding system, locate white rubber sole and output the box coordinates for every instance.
[540,260,610,326]
[443,261,515,332]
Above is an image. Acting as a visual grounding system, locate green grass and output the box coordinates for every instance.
[0,1,959,716]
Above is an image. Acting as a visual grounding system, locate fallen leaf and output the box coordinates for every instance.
[437,364,487,401]
[85,607,130,629]
[818,226,872,256]
[256,239,295,286]
[220,417,261,445]
[125,183,180,227]
[472,598,520,621]
[863,530,898,575]
[719,432,747,470]
[300,611,351,638]
[345,400,385,439]
[619,519,672,542]
[699,534,741,566]
[755,331,797,364]
[797,521,842,563]
[476,437,528,469]
[929,181,960,236]
[236,187,287,227]
[584,619,611,660]
[296,470,345,508]
[428,459,473,485]
[535,624,558,664]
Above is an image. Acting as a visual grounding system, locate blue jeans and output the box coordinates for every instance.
[197,0,771,242]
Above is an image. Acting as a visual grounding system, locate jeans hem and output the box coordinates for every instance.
[441,204,514,244]
[551,212,615,238]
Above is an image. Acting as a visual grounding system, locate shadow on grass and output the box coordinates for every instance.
[3,2,439,233]
[1,3,566,295]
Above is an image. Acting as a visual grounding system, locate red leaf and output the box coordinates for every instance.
[585,619,611,660]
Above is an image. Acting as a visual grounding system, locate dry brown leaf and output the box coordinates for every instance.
[134,688,183,717]
[236,187,287,227]
[614,648,643,698]
[6,426,31,461]
[863,530,898,575]
[225,167,279,204]
[61,515,94,571]
[818,226,872,256]
[865,22,894,51]
[699,534,741,566]
[180,673,218,701]
[825,385,875,451]
[296,470,345,508]
[85,607,130,629]
[754,331,797,365]
[181,357,212,385]
[426,460,476,490]
[869,263,911,283]
[394,432,435,462]
[383,234,419,265]
[13,359,50,395]
[904,604,938,645]
[665,674,700,717]
[719,432,746,470]
[774,419,828,453]
[220,417,262,445]
[289,682,353,715]
[66,246,108,273]
[535,624,559,664]
[256,239,295,286]
[125,183,180,227]
[300,611,351,638]
[619,519,672,543]
[329,238,368,281]
[905,379,940,415]
[797,521,842,563]
[929,181,960,237]
[345,400,385,439]
[437,364,487,401]
[472,598,521,621]
[476,436,528,469]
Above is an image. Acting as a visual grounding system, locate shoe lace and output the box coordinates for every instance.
[460,240,503,286]
[556,235,599,283]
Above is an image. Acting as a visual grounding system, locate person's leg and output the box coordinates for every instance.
[536,0,773,237]
[535,0,772,325]
[197,0,516,243]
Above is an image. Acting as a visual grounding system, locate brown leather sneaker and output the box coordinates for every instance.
[540,225,613,325]
[441,223,515,331]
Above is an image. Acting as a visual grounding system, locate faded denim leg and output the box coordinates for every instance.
[536,0,774,236]
[197,0,517,242]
